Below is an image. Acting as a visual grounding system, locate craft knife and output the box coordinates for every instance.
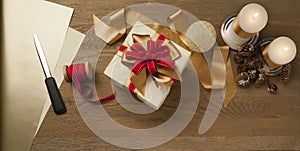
[33,33,66,115]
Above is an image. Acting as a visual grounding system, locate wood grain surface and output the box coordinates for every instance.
[32,0,300,150]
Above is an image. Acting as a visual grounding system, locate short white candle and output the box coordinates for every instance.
[238,3,268,34]
[268,37,297,65]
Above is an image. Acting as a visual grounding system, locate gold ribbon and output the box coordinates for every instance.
[93,9,126,45]
[94,8,236,107]
[167,10,222,88]
[232,16,257,39]
[165,10,213,89]
[166,10,236,106]
[220,46,237,107]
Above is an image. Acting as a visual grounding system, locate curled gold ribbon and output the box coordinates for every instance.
[220,46,237,107]
[166,10,236,106]
[167,10,218,88]
[93,9,126,45]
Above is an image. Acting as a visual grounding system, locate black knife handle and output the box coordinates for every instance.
[45,77,67,115]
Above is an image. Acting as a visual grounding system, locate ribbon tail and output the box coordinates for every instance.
[190,52,212,89]
[72,68,93,98]
[125,8,156,26]
[147,60,157,75]
[93,9,126,45]
[220,46,237,107]
[99,93,115,103]
[130,68,147,95]
[167,10,201,53]
[157,66,180,81]
[167,10,190,34]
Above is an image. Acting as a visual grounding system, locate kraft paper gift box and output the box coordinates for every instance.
[104,21,191,110]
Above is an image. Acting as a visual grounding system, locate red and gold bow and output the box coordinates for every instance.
[120,34,181,95]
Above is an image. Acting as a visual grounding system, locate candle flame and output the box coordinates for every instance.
[283,47,289,52]
[252,12,259,20]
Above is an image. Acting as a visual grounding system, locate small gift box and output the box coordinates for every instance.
[104,21,191,110]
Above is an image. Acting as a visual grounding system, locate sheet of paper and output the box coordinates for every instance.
[2,0,73,150]
[35,27,85,135]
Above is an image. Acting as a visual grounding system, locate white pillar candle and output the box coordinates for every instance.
[238,3,268,34]
[268,37,297,65]
[221,3,268,50]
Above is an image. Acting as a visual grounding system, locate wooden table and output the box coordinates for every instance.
[32,0,300,150]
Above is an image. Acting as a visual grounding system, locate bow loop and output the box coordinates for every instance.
[147,40,157,53]
[130,43,146,52]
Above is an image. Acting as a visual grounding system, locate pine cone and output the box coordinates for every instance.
[253,57,263,69]
[233,54,243,64]
[236,64,249,73]
[237,43,256,57]
[236,72,250,87]
[253,73,265,87]
[248,69,259,82]
[281,64,291,82]
[268,83,278,94]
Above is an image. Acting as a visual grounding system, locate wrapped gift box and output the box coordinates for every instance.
[104,21,191,110]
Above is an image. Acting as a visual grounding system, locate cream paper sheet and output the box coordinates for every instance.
[2,0,73,150]
[35,27,85,135]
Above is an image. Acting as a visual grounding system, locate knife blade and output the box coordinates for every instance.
[33,33,66,115]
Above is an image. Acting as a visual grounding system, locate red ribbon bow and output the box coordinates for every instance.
[125,35,175,76]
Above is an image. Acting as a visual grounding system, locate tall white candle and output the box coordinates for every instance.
[268,37,297,65]
[221,3,268,50]
[238,3,268,34]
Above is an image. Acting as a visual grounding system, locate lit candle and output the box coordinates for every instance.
[222,3,268,50]
[267,37,297,65]
[238,3,268,34]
